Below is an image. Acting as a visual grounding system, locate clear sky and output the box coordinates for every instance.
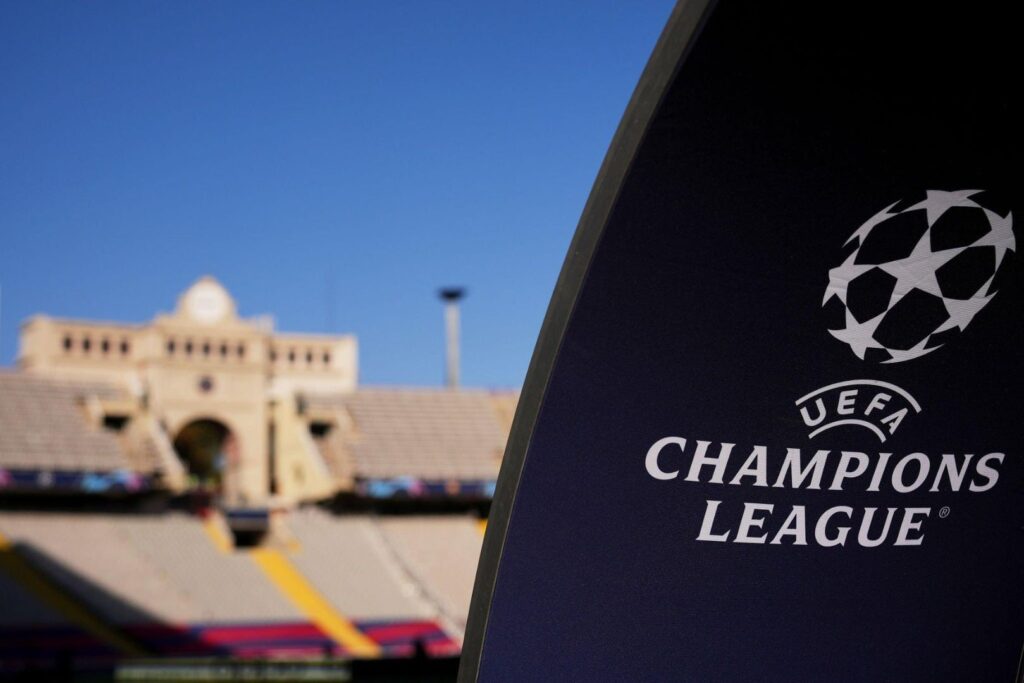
[0,1,674,388]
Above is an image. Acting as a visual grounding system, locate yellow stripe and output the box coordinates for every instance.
[202,516,233,554]
[0,531,145,656]
[249,547,381,658]
[477,519,487,535]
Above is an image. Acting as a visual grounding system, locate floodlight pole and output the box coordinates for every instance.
[439,287,465,389]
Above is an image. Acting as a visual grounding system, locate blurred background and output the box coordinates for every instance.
[0,2,672,680]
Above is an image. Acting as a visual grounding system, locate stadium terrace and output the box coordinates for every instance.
[0,277,515,678]
[10,276,516,504]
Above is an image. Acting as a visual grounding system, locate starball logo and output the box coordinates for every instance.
[823,189,1014,364]
[645,191,1015,547]
[803,189,1014,439]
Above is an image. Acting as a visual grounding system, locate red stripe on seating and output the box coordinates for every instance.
[359,620,445,640]
[197,623,326,643]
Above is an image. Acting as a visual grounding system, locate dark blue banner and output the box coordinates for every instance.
[0,467,150,494]
[461,1,1022,680]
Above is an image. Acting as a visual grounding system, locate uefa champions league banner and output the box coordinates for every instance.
[460,1,1021,681]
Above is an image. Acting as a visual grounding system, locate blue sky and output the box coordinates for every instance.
[0,1,674,387]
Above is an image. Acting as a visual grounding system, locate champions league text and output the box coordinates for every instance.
[644,437,1005,547]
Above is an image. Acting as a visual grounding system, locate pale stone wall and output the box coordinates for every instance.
[268,396,336,502]
[16,276,358,505]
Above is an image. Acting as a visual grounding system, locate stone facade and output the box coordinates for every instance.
[18,277,357,505]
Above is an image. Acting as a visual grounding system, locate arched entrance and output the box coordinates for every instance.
[173,418,238,494]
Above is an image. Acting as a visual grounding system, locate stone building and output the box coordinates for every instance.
[11,277,513,506]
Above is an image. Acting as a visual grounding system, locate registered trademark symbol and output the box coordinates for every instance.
[938,506,950,519]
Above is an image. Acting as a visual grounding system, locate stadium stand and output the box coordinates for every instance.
[376,516,484,634]
[0,372,175,497]
[0,529,132,670]
[0,282,507,678]
[0,513,196,625]
[0,561,68,628]
[286,508,434,623]
[0,373,133,473]
[116,515,299,623]
[0,510,464,663]
[303,388,513,482]
[0,513,320,659]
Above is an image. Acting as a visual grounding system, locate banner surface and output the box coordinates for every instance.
[461,1,1022,680]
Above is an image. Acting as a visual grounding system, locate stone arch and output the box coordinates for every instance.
[172,416,240,494]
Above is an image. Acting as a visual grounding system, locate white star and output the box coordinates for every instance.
[879,234,963,301]
[829,309,885,359]
[844,202,901,247]
[974,209,1016,267]
[883,337,937,364]
[935,293,992,333]
[823,251,873,305]
[904,189,984,226]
